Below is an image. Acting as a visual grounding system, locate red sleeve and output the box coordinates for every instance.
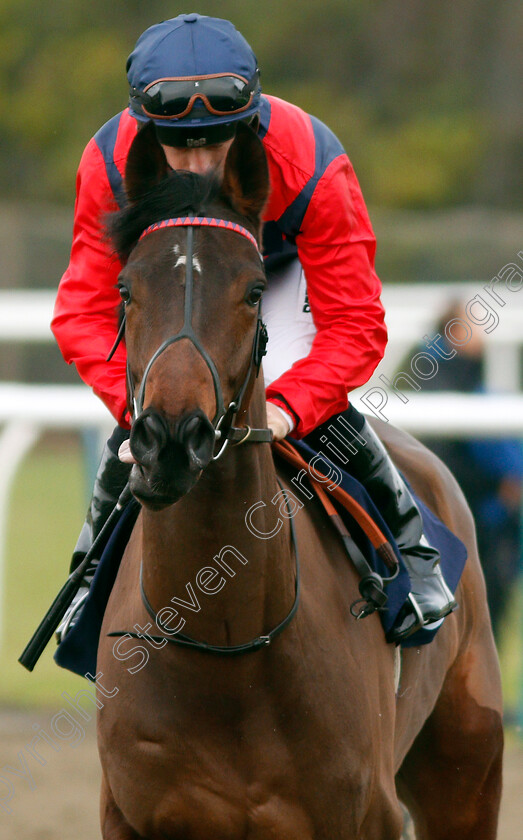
[51,138,130,427]
[266,155,387,438]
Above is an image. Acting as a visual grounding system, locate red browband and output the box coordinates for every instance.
[139,216,261,256]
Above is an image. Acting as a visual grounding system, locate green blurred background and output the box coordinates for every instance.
[2,0,522,209]
[1,0,522,385]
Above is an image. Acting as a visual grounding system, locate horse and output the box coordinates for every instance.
[96,121,503,839]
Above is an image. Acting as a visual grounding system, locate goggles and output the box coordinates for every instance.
[130,70,260,121]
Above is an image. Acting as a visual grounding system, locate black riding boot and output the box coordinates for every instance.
[56,426,131,642]
[305,407,457,641]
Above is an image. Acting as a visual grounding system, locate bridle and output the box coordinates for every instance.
[108,215,273,458]
[107,214,300,656]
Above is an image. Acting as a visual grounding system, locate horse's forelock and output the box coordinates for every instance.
[106,170,223,261]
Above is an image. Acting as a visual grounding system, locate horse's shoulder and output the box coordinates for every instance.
[368,417,475,545]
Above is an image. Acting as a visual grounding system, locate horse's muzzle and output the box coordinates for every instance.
[128,407,215,508]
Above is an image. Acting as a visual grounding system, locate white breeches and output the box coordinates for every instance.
[262,258,317,389]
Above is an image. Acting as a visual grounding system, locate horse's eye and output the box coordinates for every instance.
[118,284,131,304]
[245,284,265,307]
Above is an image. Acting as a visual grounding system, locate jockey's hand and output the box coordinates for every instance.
[266,401,293,441]
[118,439,137,464]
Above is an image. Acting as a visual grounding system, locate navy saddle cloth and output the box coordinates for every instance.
[55,439,467,679]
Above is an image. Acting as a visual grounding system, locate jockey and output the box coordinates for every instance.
[53,13,456,642]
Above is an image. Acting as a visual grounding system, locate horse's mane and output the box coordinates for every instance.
[107,170,223,261]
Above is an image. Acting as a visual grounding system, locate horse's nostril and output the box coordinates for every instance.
[176,412,215,471]
[130,409,169,466]
[130,408,214,473]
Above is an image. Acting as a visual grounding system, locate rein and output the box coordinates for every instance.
[107,214,301,656]
[108,481,300,656]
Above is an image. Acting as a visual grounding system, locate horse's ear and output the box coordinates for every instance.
[125,121,169,204]
[221,121,269,221]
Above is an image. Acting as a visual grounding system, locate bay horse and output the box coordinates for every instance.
[97,121,503,839]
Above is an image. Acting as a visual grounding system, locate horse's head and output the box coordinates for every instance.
[108,121,270,510]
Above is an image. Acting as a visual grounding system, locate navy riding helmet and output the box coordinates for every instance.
[127,13,262,147]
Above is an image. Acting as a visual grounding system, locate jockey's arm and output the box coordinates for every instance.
[266,154,388,438]
[51,138,130,427]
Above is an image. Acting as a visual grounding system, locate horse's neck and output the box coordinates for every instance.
[140,384,295,645]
